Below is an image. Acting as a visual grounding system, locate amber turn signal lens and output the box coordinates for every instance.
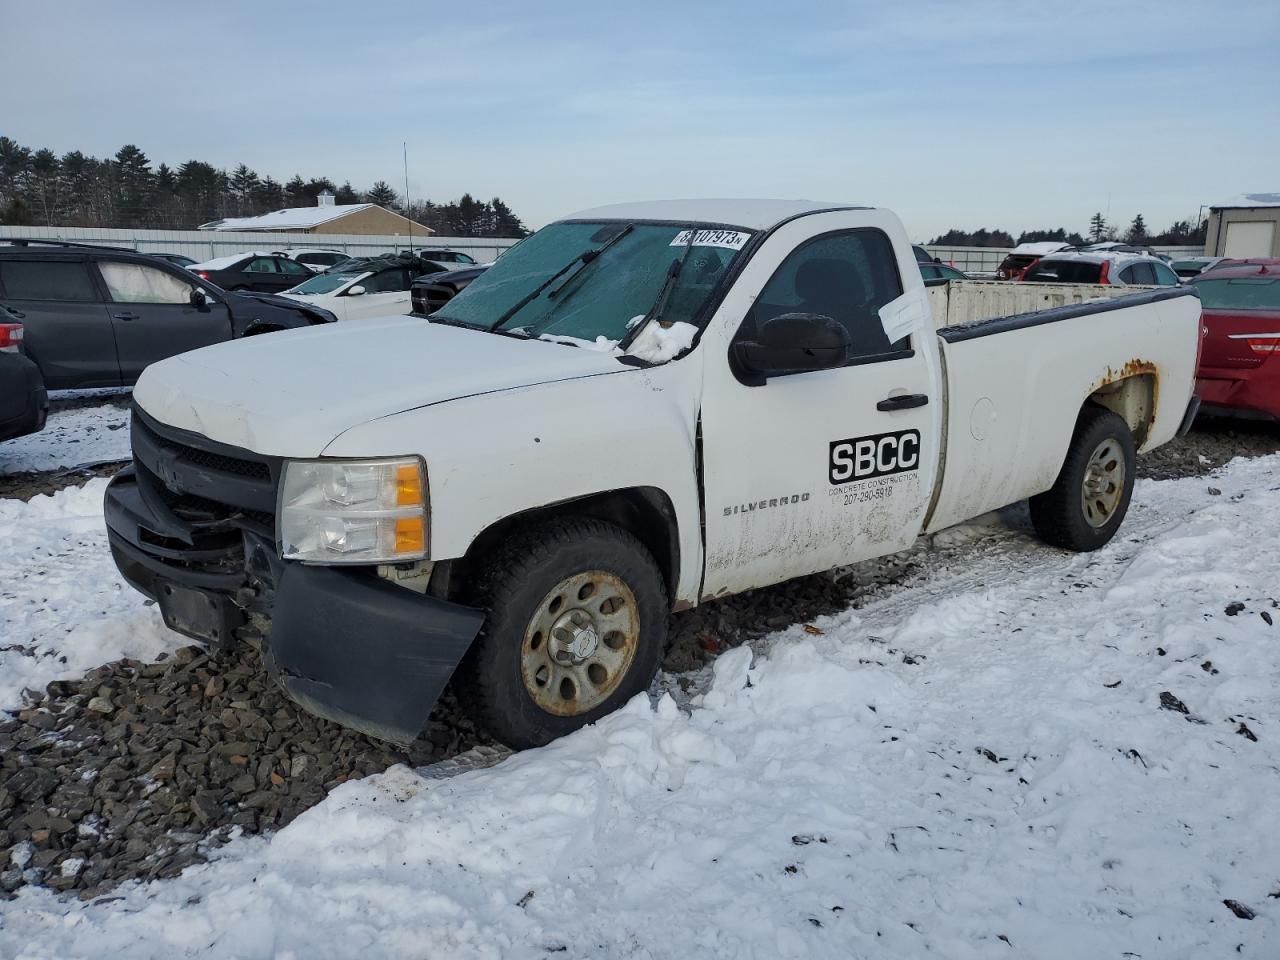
[395,463,423,506]
[394,517,425,554]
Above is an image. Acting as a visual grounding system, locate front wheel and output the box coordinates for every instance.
[1030,406,1136,551]
[457,518,668,749]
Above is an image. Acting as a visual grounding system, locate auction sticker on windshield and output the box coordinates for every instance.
[669,229,751,250]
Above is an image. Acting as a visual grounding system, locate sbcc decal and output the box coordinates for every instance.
[829,429,921,485]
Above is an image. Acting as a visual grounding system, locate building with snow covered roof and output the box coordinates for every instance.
[1206,192,1280,259]
[198,191,434,237]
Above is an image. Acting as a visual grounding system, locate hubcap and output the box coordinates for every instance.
[1080,437,1125,528]
[520,570,639,717]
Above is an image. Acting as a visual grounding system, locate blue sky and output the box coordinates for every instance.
[2,0,1277,239]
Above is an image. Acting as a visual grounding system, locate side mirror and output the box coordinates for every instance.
[733,313,850,384]
[190,288,211,310]
[346,285,366,297]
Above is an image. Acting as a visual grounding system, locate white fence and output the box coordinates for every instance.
[0,225,521,263]
[923,245,1206,274]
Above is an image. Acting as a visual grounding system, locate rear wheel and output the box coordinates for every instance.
[457,517,668,749]
[1030,406,1136,551]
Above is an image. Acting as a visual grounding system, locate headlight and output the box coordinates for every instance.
[278,457,427,564]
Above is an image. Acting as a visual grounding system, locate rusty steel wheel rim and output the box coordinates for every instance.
[1081,437,1125,528]
[520,570,640,717]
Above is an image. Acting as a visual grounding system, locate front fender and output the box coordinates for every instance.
[322,359,705,605]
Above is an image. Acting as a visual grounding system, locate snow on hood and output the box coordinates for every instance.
[538,319,698,365]
[132,317,628,457]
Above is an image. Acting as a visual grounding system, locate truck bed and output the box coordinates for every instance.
[927,279,1161,330]
[923,286,1201,533]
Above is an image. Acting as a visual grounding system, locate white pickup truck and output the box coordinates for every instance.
[104,200,1202,748]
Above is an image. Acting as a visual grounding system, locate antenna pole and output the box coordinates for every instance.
[403,141,414,254]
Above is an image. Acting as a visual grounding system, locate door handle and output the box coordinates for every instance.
[877,393,929,412]
[113,312,140,321]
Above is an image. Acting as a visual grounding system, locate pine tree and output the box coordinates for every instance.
[229,164,261,217]
[0,137,32,203]
[113,144,153,228]
[334,181,361,204]
[1126,214,1148,244]
[1088,212,1108,243]
[29,148,60,227]
[490,197,529,238]
[253,176,284,212]
[284,175,309,208]
[366,181,399,209]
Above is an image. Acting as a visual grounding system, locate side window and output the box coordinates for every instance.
[1152,262,1179,286]
[364,269,412,293]
[278,258,311,276]
[918,264,940,281]
[1118,266,1136,284]
[245,257,278,273]
[98,261,194,304]
[747,230,907,361]
[0,260,99,301]
[1130,263,1156,285]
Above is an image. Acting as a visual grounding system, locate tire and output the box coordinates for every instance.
[456,517,669,749]
[1029,405,1136,551]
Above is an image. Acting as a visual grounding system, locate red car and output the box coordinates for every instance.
[1191,260,1280,420]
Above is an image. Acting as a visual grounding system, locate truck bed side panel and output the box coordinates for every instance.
[925,289,1201,533]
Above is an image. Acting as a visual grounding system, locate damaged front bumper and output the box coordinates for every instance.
[104,414,484,744]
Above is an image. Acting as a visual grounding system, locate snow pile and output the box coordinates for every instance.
[0,401,131,475]
[626,320,698,363]
[2,457,1277,957]
[0,479,180,708]
[538,319,698,364]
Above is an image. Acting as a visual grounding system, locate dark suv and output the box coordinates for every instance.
[0,240,336,390]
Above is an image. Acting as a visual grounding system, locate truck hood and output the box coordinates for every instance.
[132,315,627,457]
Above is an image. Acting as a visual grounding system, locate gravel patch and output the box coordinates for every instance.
[0,645,487,901]
[0,462,126,502]
[1136,416,1280,481]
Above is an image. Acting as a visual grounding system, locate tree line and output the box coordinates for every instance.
[929,212,1208,249]
[0,136,529,238]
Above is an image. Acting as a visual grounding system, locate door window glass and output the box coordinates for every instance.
[99,261,195,304]
[748,230,907,359]
[1151,262,1179,286]
[364,269,412,293]
[1127,262,1156,284]
[245,258,278,273]
[0,260,99,301]
[278,258,311,276]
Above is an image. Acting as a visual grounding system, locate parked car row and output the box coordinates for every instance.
[0,239,336,393]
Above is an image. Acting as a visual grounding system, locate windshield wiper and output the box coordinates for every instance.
[619,226,698,350]
[488,223,635,333]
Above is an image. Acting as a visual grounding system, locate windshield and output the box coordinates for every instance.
[289,272,363,295]
[1194,277,1280,311]
[434,221,752,346]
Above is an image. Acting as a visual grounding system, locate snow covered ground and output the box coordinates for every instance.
[0,399,131,475]
[1,457,1278,958]
[0,480,181,708]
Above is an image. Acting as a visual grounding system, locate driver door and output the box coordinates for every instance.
[95,259,233,383]
[346,268,414,320]
[699,216,941,599]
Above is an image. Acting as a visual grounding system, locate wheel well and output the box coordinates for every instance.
[453,488,680,602]
[1088,372,1155,448]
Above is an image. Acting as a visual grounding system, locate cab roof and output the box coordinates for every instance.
[561,199,868,231]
